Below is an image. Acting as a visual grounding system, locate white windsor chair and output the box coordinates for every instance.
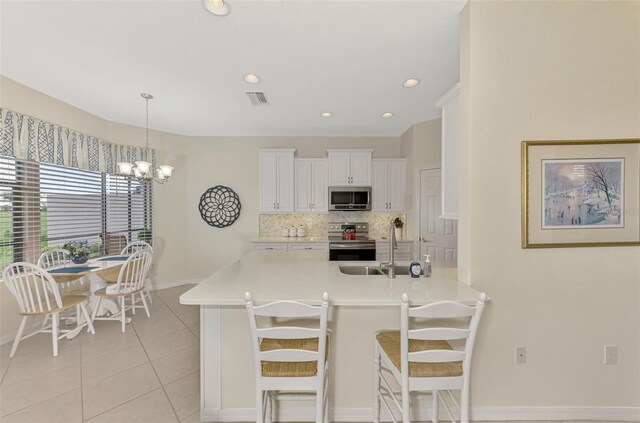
[121,241,154,304]
[90,250,153,332]
[3,262,95,357]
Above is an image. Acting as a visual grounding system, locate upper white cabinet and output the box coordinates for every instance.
[371,159,406,212]
[259,149,295,213]
[294,159,328,212]
[435,83,460,219]
[327,149,373,186]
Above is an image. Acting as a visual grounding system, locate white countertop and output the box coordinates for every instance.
[180,251,480,306]
[251,237,329,243]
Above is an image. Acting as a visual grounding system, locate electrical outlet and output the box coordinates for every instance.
[604,345,618,365]
[515,346,526,364]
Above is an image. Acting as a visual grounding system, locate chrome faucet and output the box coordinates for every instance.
[380,220,397,278]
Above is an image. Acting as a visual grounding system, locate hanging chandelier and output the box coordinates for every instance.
[117,93,173,184]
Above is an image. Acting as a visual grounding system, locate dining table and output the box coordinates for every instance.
[46,255,130,338]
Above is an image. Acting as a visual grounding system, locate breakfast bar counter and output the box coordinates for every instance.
[180,251,481,422]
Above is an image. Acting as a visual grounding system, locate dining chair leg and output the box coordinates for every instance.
[145,286,153,303]
[265,392,272,423]
[315,388,324,423]
[373,342,381,423]
[324,388,329,423]
[256,390,264,423]
[41,314,50,330]
[460,386,470,423]
[401,378,410,423]
[90,296,102,330]
[140,291,151,318]
[431,391,439,423]
[52,312,59,357]
[120,297,126,333]
[80,302,96,335]
[131,294,136,315]
[10,316,28,358]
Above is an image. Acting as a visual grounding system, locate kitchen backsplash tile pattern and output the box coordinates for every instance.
[259,212,406,239]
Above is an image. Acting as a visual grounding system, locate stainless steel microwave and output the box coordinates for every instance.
[328,186,371,211]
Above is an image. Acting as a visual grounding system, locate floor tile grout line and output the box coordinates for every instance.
[130,314,182,423]
[82,387,167,423]
[0,364,81,419]
[137,326,198,362]
[152,287,198,330]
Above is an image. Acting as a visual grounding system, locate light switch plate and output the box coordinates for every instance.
[604,345,618,365]
[515,346,526,364]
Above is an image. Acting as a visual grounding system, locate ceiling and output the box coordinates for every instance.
[0,0,464,137]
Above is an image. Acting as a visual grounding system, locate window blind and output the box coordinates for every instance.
[0,156,152,269]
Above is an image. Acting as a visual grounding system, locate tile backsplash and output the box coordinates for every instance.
[259,212,406,239]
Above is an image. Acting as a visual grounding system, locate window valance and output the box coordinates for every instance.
[0,108,157,174]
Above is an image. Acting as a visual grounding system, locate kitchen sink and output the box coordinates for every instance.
[339,265,385,275]
[339,265,411,276]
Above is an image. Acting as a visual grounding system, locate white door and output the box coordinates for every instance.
[420,168,457,264]
[276,152,294,212]
[328,151,351,186]
[294,160,312,212]
[259,152,278,212]
[311,160,328,212]
[350,151,372,186]
[371,160,388,211]
[388,160,406,212]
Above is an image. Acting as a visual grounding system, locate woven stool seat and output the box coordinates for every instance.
[376,330,462,377]
[260,336,330,377]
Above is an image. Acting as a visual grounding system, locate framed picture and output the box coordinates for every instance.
[521,139,640,248]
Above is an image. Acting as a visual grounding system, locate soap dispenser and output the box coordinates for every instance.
[423,254,432,278]
[409,256,422,278]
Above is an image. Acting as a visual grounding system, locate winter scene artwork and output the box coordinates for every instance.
[542,159,624,229]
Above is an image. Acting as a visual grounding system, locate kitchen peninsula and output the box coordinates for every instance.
[180,251,482,422]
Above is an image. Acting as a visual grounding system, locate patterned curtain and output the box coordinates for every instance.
[0,108,156,174]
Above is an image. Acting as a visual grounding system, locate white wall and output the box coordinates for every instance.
[401,118,441,250]
[461,0,640,411]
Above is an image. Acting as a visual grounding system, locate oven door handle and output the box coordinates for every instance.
[329,243,376,250]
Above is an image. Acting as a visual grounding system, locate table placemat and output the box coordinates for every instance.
[49,266,99,274]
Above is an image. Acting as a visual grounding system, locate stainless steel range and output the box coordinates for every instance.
[328,222,376,261]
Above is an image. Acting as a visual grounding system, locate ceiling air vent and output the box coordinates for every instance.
[246,91,269,106]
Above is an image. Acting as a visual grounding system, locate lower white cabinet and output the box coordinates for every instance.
[252,243,287,252]
[251,241,328,252]
[288,243,328,252]
[376,240,414,262]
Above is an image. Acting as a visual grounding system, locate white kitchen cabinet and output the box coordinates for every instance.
[327,149,373,186]
[288,243,328,252]
[371,159,406,212]
[435,83,459,219]
[259,149,295,213]
[376,240,414,262]
[252,243,287,252]
[294,159,328,212]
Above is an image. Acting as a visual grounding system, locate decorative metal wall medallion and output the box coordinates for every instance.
[199,185,241,228]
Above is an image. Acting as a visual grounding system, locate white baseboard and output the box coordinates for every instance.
[203,406,640,422]
[471,405,640,421]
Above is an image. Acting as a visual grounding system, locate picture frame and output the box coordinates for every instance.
[521,139,640,248]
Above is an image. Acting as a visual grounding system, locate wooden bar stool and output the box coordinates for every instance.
[245,292,330,423]
[373,292,487,423]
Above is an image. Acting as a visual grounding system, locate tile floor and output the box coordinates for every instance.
[0,284,201,423]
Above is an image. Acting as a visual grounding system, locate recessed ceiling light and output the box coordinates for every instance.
[320,112,333,118]
[402,78,420,88]
[243,74,261,84]
[202,0,231,16]
[381,112,394,118]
